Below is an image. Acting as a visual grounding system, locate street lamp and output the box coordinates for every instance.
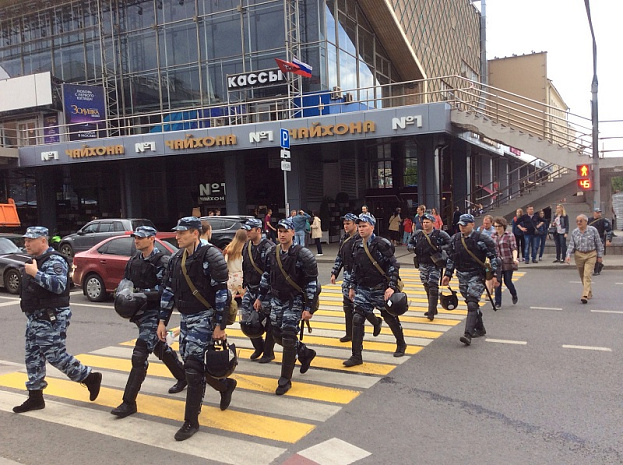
[584,0,600,210]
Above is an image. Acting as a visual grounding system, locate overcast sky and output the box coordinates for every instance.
[483,0,623,153]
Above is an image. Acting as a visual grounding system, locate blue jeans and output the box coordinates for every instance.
[524,234,537,262]
[536,234,546,258]
[294,230,305,246]
[494,270,517,305]
[554,233,567,260]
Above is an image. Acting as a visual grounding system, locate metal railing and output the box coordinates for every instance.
[1,75,600,156]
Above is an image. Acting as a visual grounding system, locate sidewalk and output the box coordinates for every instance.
[312,242,623,270]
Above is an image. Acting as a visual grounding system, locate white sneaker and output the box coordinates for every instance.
[316,253,323,256]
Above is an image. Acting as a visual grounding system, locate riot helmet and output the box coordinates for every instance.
[239,310,265,339]
[114,278,147,319]
[440,287,459,310]
[385,292,409,316]
[204,340,238,379]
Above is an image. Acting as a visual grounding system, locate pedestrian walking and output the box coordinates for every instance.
[310,211,323,255]
[343,213,406,366]
[330,213,360,342]
[110,226,186,419]
[442,214,499,345]
[388,208,402,246]
[490,217,519,309]
[402,215,413,245]
[588,208,613,275]
[565,214,604,303]
[291,210,311,246]
[413,204,427,231]
[13,226,102,413]
[157,217,237,441]
[241,218,275,363]
[264,208,277,241]
[511,208,525,260]
[253,218,318,395]
[431,207,444,231]
[407,213,451,321]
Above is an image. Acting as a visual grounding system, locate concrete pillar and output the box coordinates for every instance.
[35,167,57,231]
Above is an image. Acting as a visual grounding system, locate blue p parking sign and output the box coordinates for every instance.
[280,128,290,149]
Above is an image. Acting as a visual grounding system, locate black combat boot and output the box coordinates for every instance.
[343,316,364,367]
[276,336,297,395]
[423,284,431,318]
[258,329,275,364]
[82,371,102,401]
[340,299,353,342]
[205,375,237,411]
[461,306,479,346]
[174,369,204,441]
[384,313,406,357]
[427,286,439,321]
[249,337,264,361]
[366,312,382,337]
[472,311,487,338]
[158,344,187,394]
[13,390,45,413]
[111,367,146,418]
[297,342,316,374]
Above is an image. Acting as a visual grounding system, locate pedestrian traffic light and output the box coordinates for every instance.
[576,163,593,191]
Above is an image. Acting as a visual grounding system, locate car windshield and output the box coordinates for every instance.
[0,237,22,254]
[131,219,156,229]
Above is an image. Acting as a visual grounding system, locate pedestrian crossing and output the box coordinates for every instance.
[0,270,523,464]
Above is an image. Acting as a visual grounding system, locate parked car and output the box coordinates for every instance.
[71,235,178,302]
[59,218,156,258]
[0,237,32,294]
[0,233,25,250]
[200,215,255,249]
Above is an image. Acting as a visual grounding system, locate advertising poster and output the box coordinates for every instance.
[43,113,60,143]
[62,84,107,141]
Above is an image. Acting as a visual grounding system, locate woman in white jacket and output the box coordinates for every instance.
[310,211,323,256]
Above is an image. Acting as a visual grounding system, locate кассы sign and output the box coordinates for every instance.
[227,68,286,91]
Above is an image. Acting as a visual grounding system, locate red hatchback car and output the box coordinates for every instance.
[71,234,178,302]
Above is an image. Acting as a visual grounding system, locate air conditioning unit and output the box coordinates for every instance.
[330,86,343,100]
[343,92,353,103]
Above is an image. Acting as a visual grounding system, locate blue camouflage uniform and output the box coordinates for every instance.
[241,217,275,361]
[159,217,235,440]
[330,213,360,341]
[344,213,406,363]
[22,248,92,390]
[407,215,452,321]
[445,214,500,344]
[256,218,318,395]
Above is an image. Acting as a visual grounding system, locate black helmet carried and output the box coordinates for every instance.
[440,287,459,310]
[114,279,147,319]
[204,340,238,379]
[240,310,265,339]
[385,292,409,316]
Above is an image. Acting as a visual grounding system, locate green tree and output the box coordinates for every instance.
[612,176,623,193]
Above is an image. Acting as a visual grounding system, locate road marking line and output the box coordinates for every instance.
[530,306,563,311]
[297,438,372,465]
[562,345,612,352]
[0,391,285,465]
[591,310,623,314]
[0,301,19,307]
[485,338,527,345]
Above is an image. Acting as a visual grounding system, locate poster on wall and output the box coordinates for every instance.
[62,84,107,141]
[43,113,60,143]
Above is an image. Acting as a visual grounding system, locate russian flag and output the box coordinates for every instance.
[292,57,312,78]
[275,58,312,78]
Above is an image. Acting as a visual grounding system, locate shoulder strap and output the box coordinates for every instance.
[275,246,304,294]
[460,235,486,268]
[181,248,211,308]
[423,232,439,251]
[362,238,388,279]
[247,241,264,275]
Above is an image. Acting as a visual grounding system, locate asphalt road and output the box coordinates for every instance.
[0,262,622,465]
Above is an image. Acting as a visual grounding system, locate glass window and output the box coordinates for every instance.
[97,222,114,233]
[246,3,283,53]
[81,222,99,234]
[100,237,133,256]
[112,221,125,232]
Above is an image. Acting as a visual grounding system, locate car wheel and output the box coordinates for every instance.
[4,268,21,294]
[84,273,107,302]
[59,243,74,258]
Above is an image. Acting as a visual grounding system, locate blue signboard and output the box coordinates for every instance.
[62,84,107,141]
[280,128,290,149]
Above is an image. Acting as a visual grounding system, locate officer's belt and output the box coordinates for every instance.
[357,282,386,291]
[28,308,59,322]
[270,288,300,301]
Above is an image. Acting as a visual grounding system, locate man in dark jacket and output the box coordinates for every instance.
[517,205,543,264]
[588,208,613,275]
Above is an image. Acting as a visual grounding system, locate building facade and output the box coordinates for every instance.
[1,0,512,238]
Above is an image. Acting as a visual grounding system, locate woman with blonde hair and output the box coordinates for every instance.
[223,229,247,302]
[552,204,569,263]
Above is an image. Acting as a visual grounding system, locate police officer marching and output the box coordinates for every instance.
[442,214,499,346]
[241,218,276,363]
[344,213,406,367]
[407,213,452,321]
[13,227,102,413]
[157,217,237,441]
[253,218,318,395]
[110,226,187,419]
[330,213,360,343]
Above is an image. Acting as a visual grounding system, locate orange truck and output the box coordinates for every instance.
[0,199,20,227]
